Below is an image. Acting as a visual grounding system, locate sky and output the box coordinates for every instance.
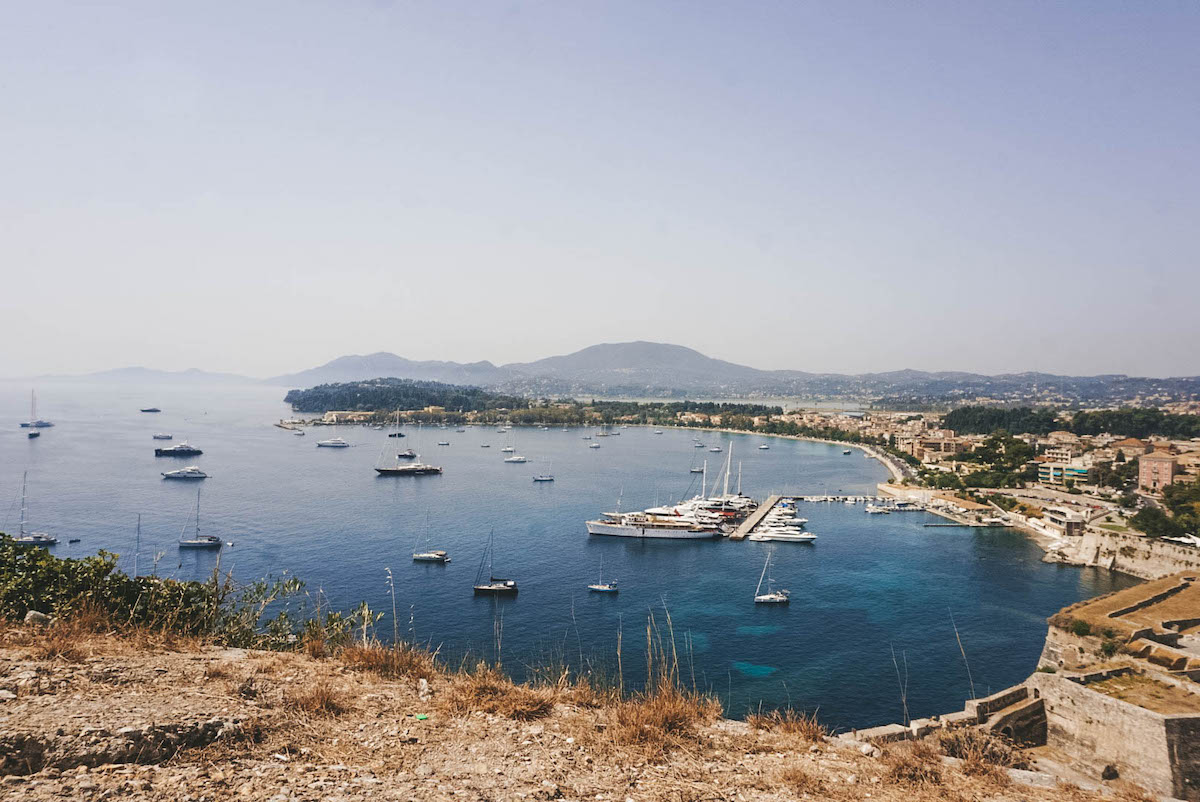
[1,1,1197,379]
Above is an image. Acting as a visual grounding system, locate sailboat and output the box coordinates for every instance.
[20,390,54,432]
[473,529,518,595]
[587,557,617,593]
[503,431,528,462]
[376,420,442,475]
[413,513,450,563]
[178,487,222,549]
[754,549,789,604]
[13,472,57,545]
[532,461,554,482]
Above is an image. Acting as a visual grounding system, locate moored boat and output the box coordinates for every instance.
[152,433,173,440]
[155,441,202,457]
[162,466,208,480]
[316,437,350,448]
[178,487,221,549]
[13,473,57,545]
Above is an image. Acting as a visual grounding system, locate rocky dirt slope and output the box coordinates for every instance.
[0,626,1144,801]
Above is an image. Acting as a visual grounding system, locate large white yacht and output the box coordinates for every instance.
[316,437,350,448]
[162,466,208,480]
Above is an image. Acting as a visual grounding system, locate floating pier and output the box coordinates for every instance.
[730,495,782,540]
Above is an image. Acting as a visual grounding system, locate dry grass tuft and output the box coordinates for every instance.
[604,683,722,759]
[746,708,827,742]
[778,765,827,795]
[883,739,943,787]
[342,642,437,680]
[286,680,351,717]
[203,662,232,680]
[442,663,557,721]
[937,728,1027,778]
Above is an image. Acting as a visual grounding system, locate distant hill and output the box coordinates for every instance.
[266,353,504,387]
[268,341,1200,405]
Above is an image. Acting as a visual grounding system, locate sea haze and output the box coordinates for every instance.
[0,380,1137,729]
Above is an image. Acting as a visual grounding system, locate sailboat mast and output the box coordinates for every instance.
[30,391,36,422]
[195,487,202,539]
[19,472,28,538]
[701,460,707,497]
[723,443,732,497]
[755,552,770,597]
[134,514,141,578]
[737,462,743,495]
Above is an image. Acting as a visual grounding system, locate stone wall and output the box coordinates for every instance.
[1027,670,1200,800]
[1066,529,1200,580]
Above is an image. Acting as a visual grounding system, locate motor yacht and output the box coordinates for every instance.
[162,466,208,480]
[316,438,350,448]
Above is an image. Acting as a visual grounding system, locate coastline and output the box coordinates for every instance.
[661,423,908,484]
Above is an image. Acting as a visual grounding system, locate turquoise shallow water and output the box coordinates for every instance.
[0,381,1138,730]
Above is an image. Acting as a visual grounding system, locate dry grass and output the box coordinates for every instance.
[937,728,1027,772]
[441,663,557,721]
[883,739,943,787]
[603,683,722,759]
[203,662,232,680]
[778,765,828,795]
[285,680,351,717]
[746,708,828,742]
[341,642,437,680]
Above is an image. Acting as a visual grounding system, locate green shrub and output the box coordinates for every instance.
[1069,619,1092,637]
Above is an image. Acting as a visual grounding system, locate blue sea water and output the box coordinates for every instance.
[0,381,1138,730]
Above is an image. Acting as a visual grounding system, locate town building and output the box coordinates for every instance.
[1138,452,1179,493]
[1042,506,1087,536]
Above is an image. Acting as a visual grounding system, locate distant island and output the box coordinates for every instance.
[30,341,1200,409]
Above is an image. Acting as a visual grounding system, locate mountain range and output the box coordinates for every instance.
[35,341,1200,405]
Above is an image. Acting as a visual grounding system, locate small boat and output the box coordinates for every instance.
[20,391,54,429]
[140,407,161,413]
[27,431,40,439]
[533,463,554,482]
[436,441,450,446]
[581,435,591,440]
[690,467,704,473]
[316,438,350,448]
[388,431,406,438]
[749,530,817,543]
[473,530,518,595]
[178,487,221,549]
[694,442,705,448]
[155,441,202,457]
[758,444,770,450]
[865,505,891,514]
[395,448,417,459]
[162,466,208,480]
[413,550,451,563]
[588,443,601,449]
[843,449,852,455]
[588,557,617,593]
[152,433,173,440]
[709,446,722,452]
[456,428,466,433]
[13,473,58,545]
[68,538,81,544]
[293,430,305,436]
[654,430,663,434]
[753,550,789,604]
[376,462,442,475]
[480,444,491,448]
[504,454,528,463]
[500,445,515,453]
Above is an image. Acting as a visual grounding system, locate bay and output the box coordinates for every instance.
[0,380,1137,730]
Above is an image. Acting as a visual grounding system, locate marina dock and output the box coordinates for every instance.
[730,495,782,540]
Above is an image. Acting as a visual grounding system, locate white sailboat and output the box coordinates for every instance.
[412,513,450,563]
[13,472,57,545]
[753,549,789,604]
[178,487,222,549]
[473,529,518,595]
[533,461,554,482]
[20,390,54,433]
[587,556,618,593]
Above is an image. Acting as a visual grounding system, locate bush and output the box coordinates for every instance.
[1070,619,1093,637]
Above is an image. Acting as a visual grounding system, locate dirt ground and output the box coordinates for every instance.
[0,627,1138,802]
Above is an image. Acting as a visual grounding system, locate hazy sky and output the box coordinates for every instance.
[2,1,1197,378]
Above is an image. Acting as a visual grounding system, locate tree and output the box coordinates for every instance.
[1128,507,1182,539]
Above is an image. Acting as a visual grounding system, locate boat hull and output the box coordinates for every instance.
[585,520,718,539]
[155,448,202,457]
[375,467,442,475]
[473,585,518,595]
